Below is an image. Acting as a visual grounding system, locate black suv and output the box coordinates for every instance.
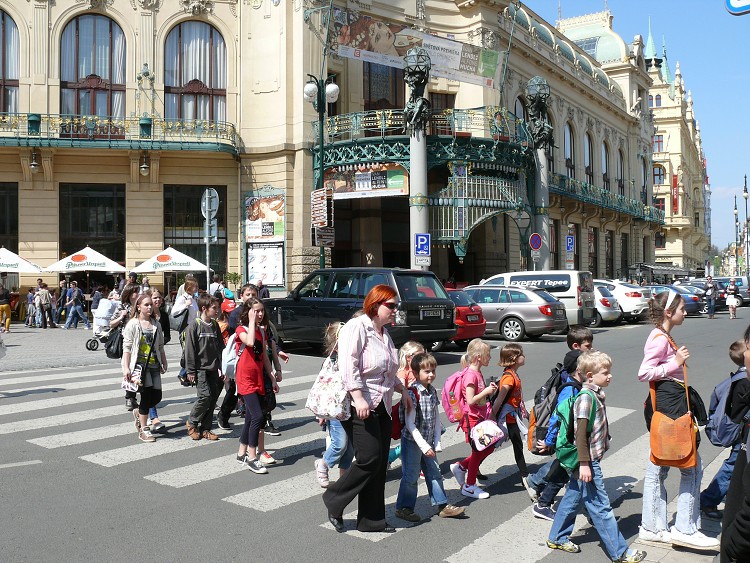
[264,268,456,347]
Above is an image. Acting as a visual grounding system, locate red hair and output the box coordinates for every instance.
[363,284,397,317]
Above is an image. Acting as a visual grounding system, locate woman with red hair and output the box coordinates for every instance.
[323,284,411,533]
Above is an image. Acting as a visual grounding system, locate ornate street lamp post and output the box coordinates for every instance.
[743,174,748,278]
[734,195,739,276]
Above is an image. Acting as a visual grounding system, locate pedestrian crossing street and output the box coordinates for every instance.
[0,362,726,561]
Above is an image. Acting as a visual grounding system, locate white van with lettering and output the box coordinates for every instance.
[479,270,596,326]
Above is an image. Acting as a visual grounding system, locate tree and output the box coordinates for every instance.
[224,272,242,292]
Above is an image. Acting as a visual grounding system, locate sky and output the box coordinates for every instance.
[524,0,748,254]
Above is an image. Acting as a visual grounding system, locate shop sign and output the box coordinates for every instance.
[245,194,285,243]
[326,163,409,200]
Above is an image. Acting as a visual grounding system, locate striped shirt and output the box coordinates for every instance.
[401,382,441,451]
[574,383,610,462]
[338,314,398,413]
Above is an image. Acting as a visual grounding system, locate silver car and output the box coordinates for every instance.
[591,285,622,327]
[463,285,568,341]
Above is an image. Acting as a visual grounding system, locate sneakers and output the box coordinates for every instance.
[245,457,268,474]
[186,423,202,440]
[259,451,277,465]
[637,527,671,546]
[670,529,720,551]
[138,428,156,442]
[612,549,646,563]
[450,462,467,487]
[438,504,465,518]
[264,422,282,436]
[125,398,138,411]
[237,453,249,465]
[532,503,556,521]
[461,484,489,499]
[522,475,538,502]
[150,421,166,433]
[216,418,231,430]
[132,410,141,431]
[395,508,422,522]
[547,539,581,553]
[314,459,330,488]
[202,430,219,441]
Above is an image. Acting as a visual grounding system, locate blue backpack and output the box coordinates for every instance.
[704,368,750,448]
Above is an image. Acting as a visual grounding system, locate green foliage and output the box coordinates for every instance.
[225,272,242,291]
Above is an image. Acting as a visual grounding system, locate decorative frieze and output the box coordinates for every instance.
[131,0,161,9]
[179,0,214,14]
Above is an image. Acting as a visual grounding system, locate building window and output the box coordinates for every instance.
[59,184,125,263]
[584,133,593,184]
[429,93,455,135]
[564,122,575,178]
[165,22,227,121]
[655,231,666,249]
[601,141,610,190]
[545,112,555,173]
[653,165,666,185]
[0,11,18,113]
[641,157,648,203]
[550,219,559,269]
[617,150,624,196]
[648,95,653,108]
[655,95,662,107]
[605,230,614,278]
[164,185,227,276]
[60,15,126,118]
[694,212,700,228]
[588,226,598,277]
[620,233,629,278]
[364,62,404,110]
[0,182,18,251]
[652,134,664,152]
[514,96,528,142]
[654,197,665,212]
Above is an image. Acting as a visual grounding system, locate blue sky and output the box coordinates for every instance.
[524,0,748,253]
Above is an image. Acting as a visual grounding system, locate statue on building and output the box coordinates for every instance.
[402,47,432,136]
[524,76,554,150]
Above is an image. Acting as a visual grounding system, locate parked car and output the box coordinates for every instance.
[431,289,486,351]
[591,285,622,327]
[594,279,651,323]
[714,276,749,307]
[680,285,709,314]
[479,270,595,326]
[463,285,568,341]
[643,284,703,315]
[263,268,456,348]
[682,279,727,310]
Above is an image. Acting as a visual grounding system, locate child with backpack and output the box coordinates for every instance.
[700,340,750,519]
[489,343,530,494]
[395,352,465,522]
[388,341,426,465]
[547,351,646,563]
[449,338,498,500]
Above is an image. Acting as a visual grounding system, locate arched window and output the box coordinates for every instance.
[564,122,575,178]
[652,165,666,185]
[165,22,227,121]
[601,141,610,190]
[0,11,19,113]
[584,132,593,184]
[655,94,662,107]
[641,156,648,203]
[514,96,527,121]
[545,111,555,174]
[648,95,653,108]
[617,149,625,195]
[60,15,126,118]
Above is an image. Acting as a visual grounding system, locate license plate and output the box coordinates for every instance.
[466,314,479,322]
[421,309,442,318]
[555,310,565,318]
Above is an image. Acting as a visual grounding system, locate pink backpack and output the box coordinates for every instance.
[441,367,469,423]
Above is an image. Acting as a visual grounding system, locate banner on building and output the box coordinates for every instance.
[332,8,503,88]
[245,195,285,243]
[325,163,409,200]
[672,174,678,213]
[247,242,285,287]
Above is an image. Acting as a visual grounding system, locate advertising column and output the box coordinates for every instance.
[244,187,286,287]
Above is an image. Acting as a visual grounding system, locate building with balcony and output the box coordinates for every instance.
[0,0,668,293]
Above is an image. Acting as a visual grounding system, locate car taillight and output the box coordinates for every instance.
[539,305,553,316]
[691,296,698,302]
[599,297,611,307]
[624,291,642,298]
[577,286,582,306]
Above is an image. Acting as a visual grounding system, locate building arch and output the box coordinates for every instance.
[0,4,29,87]
[601,140,610,190]
[652,164,666,185]
[0,9,20,112]
[564,121,575,178]
[584,131,594,184]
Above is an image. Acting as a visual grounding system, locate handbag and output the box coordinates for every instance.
[470,419,505,452]
[170,307,188,333]
[105,326,124,359]
[648,365,698,468]
[305,355,351,421]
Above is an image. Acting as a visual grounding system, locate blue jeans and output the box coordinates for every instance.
[700,444,740,508]
[642,456,702,535]
[549,461,628,560]
[64,304,90,329]
[148,407,159,421]
[396,438,448,510]
[323,419,354,470]
[527,457,556,492]
[707,298,716,316]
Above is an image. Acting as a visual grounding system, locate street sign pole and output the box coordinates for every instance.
[204,189,210,287]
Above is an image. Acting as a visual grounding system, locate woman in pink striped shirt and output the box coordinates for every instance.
[323,284,411,533]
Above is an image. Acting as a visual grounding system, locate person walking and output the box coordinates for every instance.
[54,280,67,325]
[64,281,91,330]
[322,284,410,533]
[726,278,740,320]
[36,283,55,329]
[111,284,141,410]
[704,276,718,320]
[146,288,171,433]
[0,283,11,333]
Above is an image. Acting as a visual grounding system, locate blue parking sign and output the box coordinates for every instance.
[566,235,575,252]
[415,233,431,256]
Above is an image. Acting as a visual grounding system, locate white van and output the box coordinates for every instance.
[479,270,596,326]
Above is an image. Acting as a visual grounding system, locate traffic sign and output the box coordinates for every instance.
[201,188,220,219]
[313,226,335,247]
[531,249,541,261]
[566,235,575,252]
[415,256,431,266]
[529,232,542,251]
[415,233,431,256]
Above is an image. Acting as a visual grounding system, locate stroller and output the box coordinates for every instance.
[86,299,117,351]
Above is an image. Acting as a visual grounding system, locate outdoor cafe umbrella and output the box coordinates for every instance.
[130,247,207,273]
[44,246,126,273]
[0,247,43,274]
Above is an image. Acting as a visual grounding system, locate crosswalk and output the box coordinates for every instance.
[0,362,726,561]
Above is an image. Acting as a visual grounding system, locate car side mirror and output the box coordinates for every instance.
[290,289,300,300]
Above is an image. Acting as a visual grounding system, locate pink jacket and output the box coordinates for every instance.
[638,328,685,382]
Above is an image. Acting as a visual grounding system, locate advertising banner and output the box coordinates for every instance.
[325,163,409,200]
[332,7,502,88]
[247,242,285,287]
[672,174,678,213]
[245,195,285,243]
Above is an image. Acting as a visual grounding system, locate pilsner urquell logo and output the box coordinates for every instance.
[0,261,19,268]
[65,254,107,269]
[152,258,191,270]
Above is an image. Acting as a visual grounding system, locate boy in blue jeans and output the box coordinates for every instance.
[395,353,464,521]
[547,351,645,563]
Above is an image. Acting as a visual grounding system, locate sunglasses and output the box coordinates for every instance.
[381,301,398,310]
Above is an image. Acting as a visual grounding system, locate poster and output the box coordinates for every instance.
[332,8,502,88]
[245,195,285,243]
[325,163,409,200]
[247,242,285,287]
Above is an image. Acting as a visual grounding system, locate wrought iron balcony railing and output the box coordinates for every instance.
[0,113,238,154]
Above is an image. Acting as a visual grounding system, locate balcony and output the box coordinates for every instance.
[549,172,665,224]
[0,113,238,155]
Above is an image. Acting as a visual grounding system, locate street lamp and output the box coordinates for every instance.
[744,174,748,277]
[734,195,739,276]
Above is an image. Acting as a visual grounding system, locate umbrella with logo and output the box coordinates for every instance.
[44,246,126,273]
[130,247,207,273]
[0,247,43,273]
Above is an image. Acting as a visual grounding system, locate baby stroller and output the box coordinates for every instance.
[86,299,117,351]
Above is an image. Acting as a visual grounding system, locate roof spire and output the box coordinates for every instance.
[662,36,673,84]
[644,17,661,67]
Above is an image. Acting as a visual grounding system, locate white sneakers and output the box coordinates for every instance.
[461,484,489,499]
[670,529,720,551]
[450,462,466,487]
[637,527,672,546]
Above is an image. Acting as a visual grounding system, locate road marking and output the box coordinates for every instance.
[1,376,129,396]
[0,460,43,469]
[0,363,112,378]
[0,366,119,386]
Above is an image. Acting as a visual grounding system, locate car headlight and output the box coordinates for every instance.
[394,309,407,326]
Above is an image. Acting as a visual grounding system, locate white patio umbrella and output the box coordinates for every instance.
[131,247,207,273]
[44,246,126,273]
[0,247,43,274]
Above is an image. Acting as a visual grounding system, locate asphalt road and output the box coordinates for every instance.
[0,311,740,562]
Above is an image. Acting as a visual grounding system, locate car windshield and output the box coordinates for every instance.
[619,283,642,289]
[393,273,449,299]
[448,291,474,307]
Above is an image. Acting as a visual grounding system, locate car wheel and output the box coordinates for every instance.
[737,296,744,307]
[590,312,603,328]
[626,316,640,324]
[699,303,708,314]
[430,340,446,352]
[500,317,525,342]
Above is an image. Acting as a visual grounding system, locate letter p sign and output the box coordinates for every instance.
[415,233,431,256]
